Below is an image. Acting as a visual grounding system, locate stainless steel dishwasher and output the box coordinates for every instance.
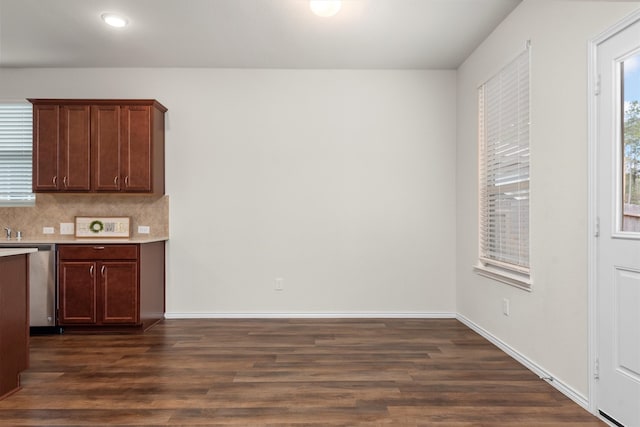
[0,243,59,334]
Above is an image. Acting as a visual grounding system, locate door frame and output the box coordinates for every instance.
[587,7,640,420]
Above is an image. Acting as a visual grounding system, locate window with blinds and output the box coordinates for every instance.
[0,103,35,206]
[477,48,530,288]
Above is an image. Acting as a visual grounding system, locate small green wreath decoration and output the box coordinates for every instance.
[89,220,104,233]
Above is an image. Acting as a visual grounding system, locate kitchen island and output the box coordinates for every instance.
[0,248,36,400]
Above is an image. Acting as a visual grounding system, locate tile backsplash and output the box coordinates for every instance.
[0,194,169,239]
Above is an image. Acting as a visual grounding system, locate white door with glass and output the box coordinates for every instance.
[596,15,640,427]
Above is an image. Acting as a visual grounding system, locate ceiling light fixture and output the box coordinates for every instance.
[309,0,342,18]
[101,13,129,28]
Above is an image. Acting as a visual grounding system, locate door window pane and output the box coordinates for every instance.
[623,53,640,232]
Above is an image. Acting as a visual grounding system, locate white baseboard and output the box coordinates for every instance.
[456,314,589,410]
[164,311,456,319]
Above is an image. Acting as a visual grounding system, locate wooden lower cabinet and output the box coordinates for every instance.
[58,261,98,324]
[58,242,164,332]
[102,261,138,324]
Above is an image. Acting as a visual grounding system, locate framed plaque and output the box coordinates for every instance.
[75,216,131,238]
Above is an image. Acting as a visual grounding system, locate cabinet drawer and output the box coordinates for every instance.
[58,245,138,260]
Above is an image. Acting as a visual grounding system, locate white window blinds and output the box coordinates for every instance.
[0,103,35,206]
[478,49,530,279]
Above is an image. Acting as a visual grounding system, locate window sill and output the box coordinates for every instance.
[0,200,35,207]
[474,263,532,291]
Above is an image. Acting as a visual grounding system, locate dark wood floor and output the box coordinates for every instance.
[0,319,605,426]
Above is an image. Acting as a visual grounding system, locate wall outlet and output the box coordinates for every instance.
[502,298,510,316]
[275,277,284,291]
[138,225,151,234]
[42,226,55,234]
[60,222,74,235]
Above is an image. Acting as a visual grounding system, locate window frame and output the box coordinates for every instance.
[0,100,35,207]
[474,46,532,290]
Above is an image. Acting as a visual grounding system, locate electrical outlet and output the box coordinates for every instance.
[275,277,284,291]
[138,225,150,234]
[43,226,54,234]
[502,298,510,316]
[60,222,74,235]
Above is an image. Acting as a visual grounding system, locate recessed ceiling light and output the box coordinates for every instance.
[101,13,129,28]
[309,0,342,18]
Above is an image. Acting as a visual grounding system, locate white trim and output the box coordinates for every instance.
[0,99,31,104]
[164,311,457,319]
[587,32,599,416]
[473,263,532,291]
[587,7,640,417]
[611,230,640,240]
[456,314,589,410]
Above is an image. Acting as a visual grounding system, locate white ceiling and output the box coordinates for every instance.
[0,0,522,69]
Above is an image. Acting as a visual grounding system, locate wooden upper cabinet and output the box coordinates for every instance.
[121,105,154,192]
[29,99,166,194]
[92,104,122,192]
[61,105,91,191]
[32,104,61,191]
[33,103,93,192]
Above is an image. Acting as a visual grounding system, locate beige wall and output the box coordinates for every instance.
[0,68,457,316]
[456,0,640,398]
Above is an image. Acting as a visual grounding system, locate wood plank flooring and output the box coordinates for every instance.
[0,319,606,426]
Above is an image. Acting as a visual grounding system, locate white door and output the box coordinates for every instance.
[597,15,640,427]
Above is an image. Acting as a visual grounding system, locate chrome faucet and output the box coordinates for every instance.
[4,227,11,240]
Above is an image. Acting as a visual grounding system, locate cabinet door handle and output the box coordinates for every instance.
[63,176,68,188]
[101,265,105,277]
[89,265,94,277]
[93,246,105,250]
[52,176,57,186]
[124,176,129,187]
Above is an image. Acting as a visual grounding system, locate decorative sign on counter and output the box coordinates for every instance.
[75,216,131,238]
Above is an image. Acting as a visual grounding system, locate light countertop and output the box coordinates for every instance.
[0,248,38,258]
[0,237,168,246]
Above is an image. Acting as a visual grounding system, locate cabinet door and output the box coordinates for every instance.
[92,105,121,192]
[120,106,152,192]
[60,105,91,191]
[32,104,60,191]
[58,261,97,325]
[100,261,138,324]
